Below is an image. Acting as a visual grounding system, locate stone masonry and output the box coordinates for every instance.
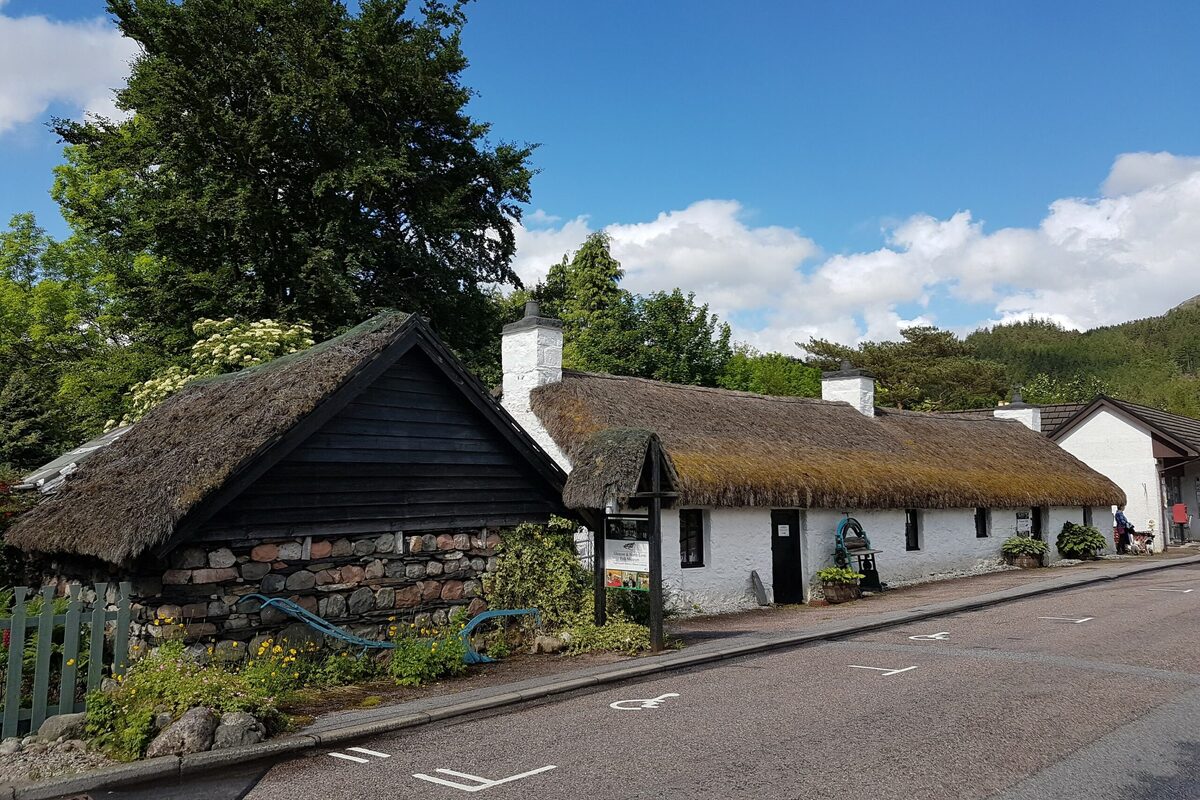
[121,528,502,655]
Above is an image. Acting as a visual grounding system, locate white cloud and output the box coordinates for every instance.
[512,152,1200,354]
[0,9,137,134]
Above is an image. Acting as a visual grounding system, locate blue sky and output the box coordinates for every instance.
[3,1,1200,350]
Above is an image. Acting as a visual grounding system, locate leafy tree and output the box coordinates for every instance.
[1020,373,1109,405]
[805,326,1009,410]
[53,0,535,359]
[720,345,820,396]
[629,290,731,385]
[0,214,155,468]
[512,234,731,385]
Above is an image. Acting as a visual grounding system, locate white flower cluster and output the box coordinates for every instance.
[109,317,316,429]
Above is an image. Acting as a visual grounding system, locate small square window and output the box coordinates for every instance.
[905,509,921,551]
[679,509,705,568]
[975,507,990,538]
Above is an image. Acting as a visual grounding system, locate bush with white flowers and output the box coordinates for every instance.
[110,318,315,428]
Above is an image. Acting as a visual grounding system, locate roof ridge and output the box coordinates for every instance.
[561,369,841,405]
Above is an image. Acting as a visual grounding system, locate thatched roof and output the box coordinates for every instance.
[531,371,1125,510]
[562,428,679,510]
[8,312,468,564]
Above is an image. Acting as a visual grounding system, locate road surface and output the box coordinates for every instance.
[108,564,1200,800]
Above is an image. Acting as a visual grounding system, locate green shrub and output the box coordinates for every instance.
[1056,523,1108,560]
[1001,536,1049,557]
[388,624,468,686]
[483,517,591,628]
[816,566,864,585]
[85,640,281,761]
[560,612,652,656]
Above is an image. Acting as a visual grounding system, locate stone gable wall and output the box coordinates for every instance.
[48,528,506,658]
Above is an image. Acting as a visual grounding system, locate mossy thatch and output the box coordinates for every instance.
[562,428,679,509]
[6,312,415,564]
[532,371,1125,510]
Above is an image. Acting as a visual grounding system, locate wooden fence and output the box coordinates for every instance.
[1,582,131,739]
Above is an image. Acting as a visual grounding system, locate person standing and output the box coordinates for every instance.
[1115,505,1134,554]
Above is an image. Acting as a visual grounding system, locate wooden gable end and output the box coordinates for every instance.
[197,347,563,540]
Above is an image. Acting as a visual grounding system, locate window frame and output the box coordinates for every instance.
[975,507,990,538]
[1082,506,1093,527]
[679,508,706,569]
[904,509,921,551]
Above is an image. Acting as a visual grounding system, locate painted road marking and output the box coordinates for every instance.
[329,753,371,764]
[413,765,557,792]
[908,632,950,641]
[609,692,680,711]
[848,665,918,677]
[329,747,390,763]
[1038,616,1093,624]
[347,746,390,758]
[1146,588,1194,593]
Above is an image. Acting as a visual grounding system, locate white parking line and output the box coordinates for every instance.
[1038,616,1093,624]
[413,765,557,792]
[347,746,391,758]
[328,753,370,764]
[848,665,918,677]
[1146,588,1194,593]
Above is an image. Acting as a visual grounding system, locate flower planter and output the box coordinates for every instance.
[822,581,862,604]
[1012,554,1042,569]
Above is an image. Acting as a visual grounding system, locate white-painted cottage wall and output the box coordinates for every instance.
[1057,409,1163,551]
[659,507,775,614]
[1180,463,1200,542]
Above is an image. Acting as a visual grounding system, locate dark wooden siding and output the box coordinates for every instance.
[198,349,562,540]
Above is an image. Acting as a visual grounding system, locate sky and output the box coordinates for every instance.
[2,1,1200,353]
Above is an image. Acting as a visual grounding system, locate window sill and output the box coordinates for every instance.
[680,563,706,570]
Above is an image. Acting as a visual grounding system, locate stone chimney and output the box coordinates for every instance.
[501,301,570,468]
[820,360,876,417]
[994,389,1042,432]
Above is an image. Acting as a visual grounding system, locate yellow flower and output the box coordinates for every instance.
[388,616,396,622]
[289,648,297,655]
[164,617,174,624]
[66,658,75,667]
[232,642,239,647]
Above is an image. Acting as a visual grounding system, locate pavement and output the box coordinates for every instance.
[10,550,1200,800]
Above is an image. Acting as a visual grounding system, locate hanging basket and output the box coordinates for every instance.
[822,581,862,604]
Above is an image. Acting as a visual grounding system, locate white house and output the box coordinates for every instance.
[500,304,1124,613]
[948,395,1200,552]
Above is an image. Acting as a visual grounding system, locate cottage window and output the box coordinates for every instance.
[904,509,921,551]
[1030,507,1045,540]
[975,507,990,538]
[1082,506,1093,527]
[679,509,705,568]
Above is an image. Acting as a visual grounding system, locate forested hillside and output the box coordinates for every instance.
[966,303,1200,417]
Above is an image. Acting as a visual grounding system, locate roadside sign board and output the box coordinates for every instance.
[605,516,650,591]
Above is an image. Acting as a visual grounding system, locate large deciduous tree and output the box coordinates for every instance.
[53,0,535,357]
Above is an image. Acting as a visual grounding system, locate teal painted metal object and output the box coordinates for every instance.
[243,594,397,650]
[833,516,871,568]
[243,595,541,665]
[458,609,541,665]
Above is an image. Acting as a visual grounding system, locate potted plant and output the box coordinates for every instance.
[1056,522,1108,560]
[1001,535,1048,568]
[816,566,864,604]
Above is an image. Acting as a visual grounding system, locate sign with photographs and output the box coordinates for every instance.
[605,516,650,592]
[1015,510,1032,535]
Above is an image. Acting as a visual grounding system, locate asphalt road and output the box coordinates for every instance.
[107,565,1200,800]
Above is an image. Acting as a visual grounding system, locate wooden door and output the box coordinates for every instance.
[771,509,803,604]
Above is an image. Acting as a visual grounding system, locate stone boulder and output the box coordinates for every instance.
[211,712,266,750]
[38,711,87,741]
[145,707,218,758]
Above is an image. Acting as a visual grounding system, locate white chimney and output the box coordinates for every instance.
[501,301,570,468]
[993,389,1042,432]
[821,360,876,417]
